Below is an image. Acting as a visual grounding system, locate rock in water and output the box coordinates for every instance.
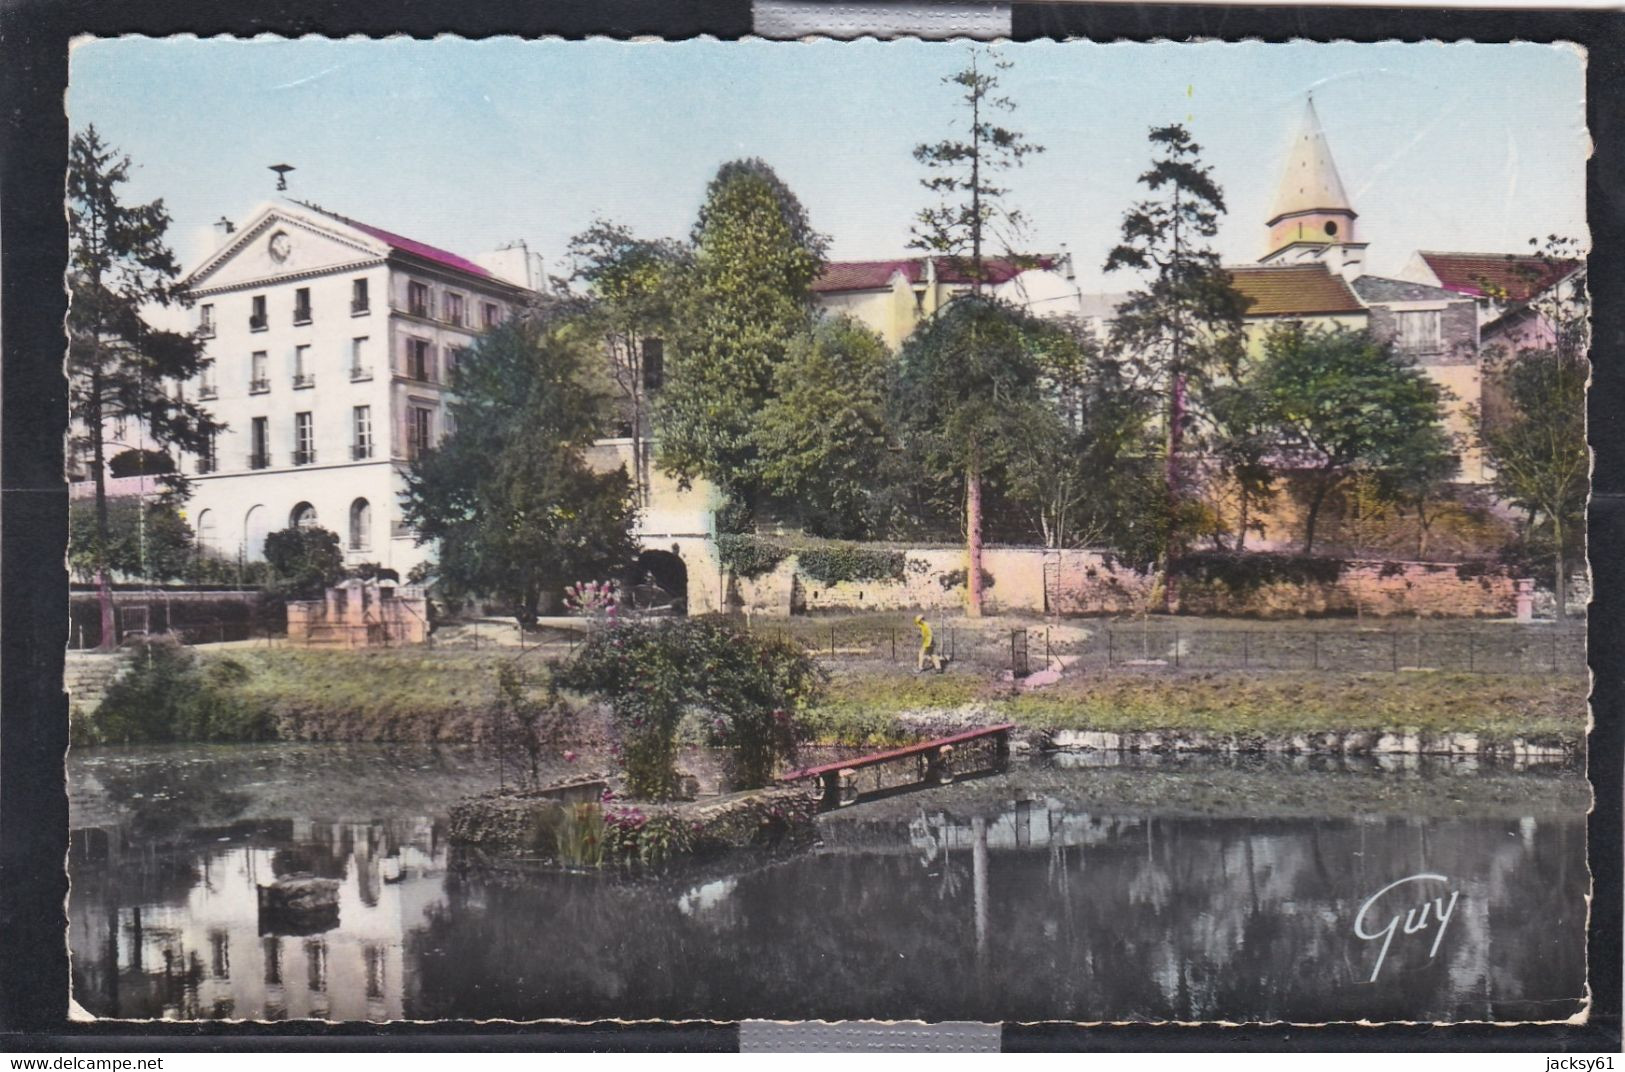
[259,873,341,913]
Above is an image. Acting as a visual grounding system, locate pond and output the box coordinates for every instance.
[67,743,1589,1024]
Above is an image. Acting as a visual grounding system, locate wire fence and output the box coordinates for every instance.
[751,620,1589,678]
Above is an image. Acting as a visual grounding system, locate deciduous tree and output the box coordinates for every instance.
[754,316,894,539]
[566,220,691,508]
[655,159,826,513]
[1253,325,1455,554]
[403,318,638,625]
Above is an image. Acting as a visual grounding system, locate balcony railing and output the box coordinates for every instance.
[198,323,216,339]
[408,302,429,318]
[351,299,370,315]
[293,307,312,325]
[293,373,315,389]
[199,384,218,400]
[293,448,316,467]
[195,457,216,475]
[249,452,270,470]
[249,378,270,394]
[249,314,268,332]
[350,365,372,382]
[352,442,374,461]
[391,520,417,539]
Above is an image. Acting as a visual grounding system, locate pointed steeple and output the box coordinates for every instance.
[1268,95,1353,224]
[1262,95,1365,276]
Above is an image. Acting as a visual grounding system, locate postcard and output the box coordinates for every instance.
[61,35,1590,1027]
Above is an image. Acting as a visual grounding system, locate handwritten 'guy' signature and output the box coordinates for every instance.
[1353,873,1461,983]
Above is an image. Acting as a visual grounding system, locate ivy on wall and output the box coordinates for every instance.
[797,545,907,587]
[1169,552,1346,592]
[716,535,791,580]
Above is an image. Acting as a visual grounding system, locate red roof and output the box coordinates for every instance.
[295,201,497,282]
[812,255,1056,294]
[1419,252,1580,302]
[1228,263,1365,317]
[812,260,920,293]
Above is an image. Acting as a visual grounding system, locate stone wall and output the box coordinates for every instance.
[1171,560,1518,618]
[722,542,1519,619]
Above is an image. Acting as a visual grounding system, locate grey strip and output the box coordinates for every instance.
[739,1019,1002,1052]
[753,2,1012,39]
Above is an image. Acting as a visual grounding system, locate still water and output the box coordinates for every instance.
[68,743,1589,1024]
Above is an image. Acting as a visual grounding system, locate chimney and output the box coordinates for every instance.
[476,240,545,291]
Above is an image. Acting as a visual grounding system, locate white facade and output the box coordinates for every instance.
[179,201,528,576]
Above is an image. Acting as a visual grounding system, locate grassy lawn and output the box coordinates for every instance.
[192,630,1586,750]
[804,664,1587,747]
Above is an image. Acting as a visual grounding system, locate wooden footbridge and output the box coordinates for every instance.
[780,723,1015,810]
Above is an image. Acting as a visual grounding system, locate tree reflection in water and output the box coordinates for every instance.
[69,748,1588,1024]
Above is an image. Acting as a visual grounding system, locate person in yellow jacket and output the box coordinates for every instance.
[915,614,944,673]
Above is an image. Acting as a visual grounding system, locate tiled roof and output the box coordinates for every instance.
[1351,275,1465,303]
[812,260,919,293]
[1419,252,1580,302]
[294,201,498,282]
[812,255,1056,293]
[1228,263,1365,317]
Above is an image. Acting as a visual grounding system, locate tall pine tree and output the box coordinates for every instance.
[1104,124,1247,602]
[68,126,221,647]
[910,46,1044,615]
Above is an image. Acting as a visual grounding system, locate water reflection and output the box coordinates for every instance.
[68,746,1587,1023]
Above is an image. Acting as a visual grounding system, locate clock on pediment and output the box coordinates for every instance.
[268,230,293,263]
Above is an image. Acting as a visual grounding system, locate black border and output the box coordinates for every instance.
[2,0,1619,1052]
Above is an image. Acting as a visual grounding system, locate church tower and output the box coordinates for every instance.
[1261,96,1367,279]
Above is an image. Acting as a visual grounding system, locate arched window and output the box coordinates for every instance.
[290,502,319,530]
[243,505,269,561]
[349,498,371,552]
[195,509,216,554]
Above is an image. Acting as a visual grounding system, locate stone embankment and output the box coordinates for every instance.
[64,651,128,714]
[1043,727,1576,762]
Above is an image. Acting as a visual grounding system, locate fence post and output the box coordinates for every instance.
[1243,631,1250,670]
[830,624,836,659]
[1552,630,1559,673]
[1173,631,1180,669]
[1468,632,1474,673]
[1311,632,1319,671]
[1391,631,1398,672]
[1107,629,1113,668]
[891,628,896,662]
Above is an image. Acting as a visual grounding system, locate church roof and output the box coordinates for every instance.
[1267,97,1354,224]
[1417,251,1580,302]
[1229,263,1365,317]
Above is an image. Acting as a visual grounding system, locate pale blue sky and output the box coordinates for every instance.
[68,37,1587,294]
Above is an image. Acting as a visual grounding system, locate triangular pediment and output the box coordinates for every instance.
[185,205,388,293]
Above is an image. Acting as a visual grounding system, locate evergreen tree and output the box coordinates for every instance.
[402,317,638,625]
[1104,125,1248,593]
[911,46,1045,289]
[68,126,222,647]
[892,296,1057,613]
[655,159,826,514]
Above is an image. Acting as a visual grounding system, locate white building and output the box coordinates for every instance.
[177,201,533,577]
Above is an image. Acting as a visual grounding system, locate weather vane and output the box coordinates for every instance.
[269,164,295,192]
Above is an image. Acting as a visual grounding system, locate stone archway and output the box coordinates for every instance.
[629,548,688,615]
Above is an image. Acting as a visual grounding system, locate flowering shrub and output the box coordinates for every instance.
[554,618,827,798]
[563,579,620,618]
[603,807,694,868]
